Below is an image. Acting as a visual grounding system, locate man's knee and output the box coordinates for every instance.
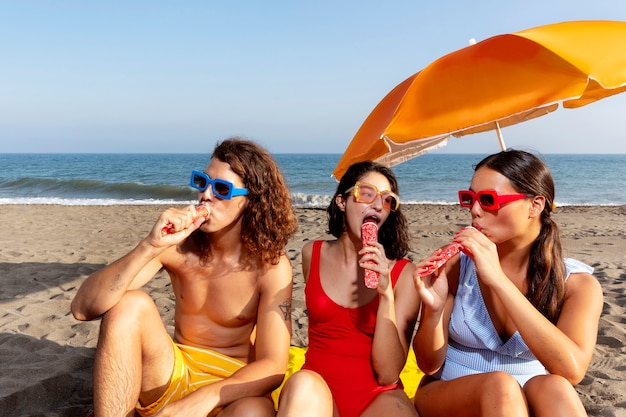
[102,291,155,323]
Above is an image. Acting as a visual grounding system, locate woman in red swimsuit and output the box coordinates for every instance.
[277,161,421,417]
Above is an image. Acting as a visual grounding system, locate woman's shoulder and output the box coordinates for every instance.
[302,239,335,266]
[302,239,333,252]
[563,259,602,303]
[394,257,415,274]
[301,240,318,262]
[564,258,594,276]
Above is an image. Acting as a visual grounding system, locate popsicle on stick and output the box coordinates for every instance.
[161,206,210,236]
[361,220,379,288]
[417,242,463,277]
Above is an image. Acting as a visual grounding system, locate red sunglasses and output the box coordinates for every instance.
[458,190,528,210]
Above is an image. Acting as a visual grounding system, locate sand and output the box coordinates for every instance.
[0,204,624,416]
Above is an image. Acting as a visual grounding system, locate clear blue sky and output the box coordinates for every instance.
[2,1,626,154]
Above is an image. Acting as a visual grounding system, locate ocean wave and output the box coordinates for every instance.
[0,192,334,207]
[0,177,197,201]
[290,193,332,207]
[0,197,195,206]
[0,176,622,207]
[0,195,616,207]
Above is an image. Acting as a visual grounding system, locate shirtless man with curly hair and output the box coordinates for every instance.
[72,138,297,417]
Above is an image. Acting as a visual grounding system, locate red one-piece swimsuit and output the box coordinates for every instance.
[302,240,410,417]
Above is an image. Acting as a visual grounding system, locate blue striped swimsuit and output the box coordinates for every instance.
[440,254,593,386]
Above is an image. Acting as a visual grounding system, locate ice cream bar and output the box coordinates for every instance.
[161,206,210,236]
[361,220,379,288]
[417,241,463,276]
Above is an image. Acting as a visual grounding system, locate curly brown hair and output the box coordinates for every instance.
[193,137,297,268]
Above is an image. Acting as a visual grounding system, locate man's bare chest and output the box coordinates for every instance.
[167,261,261,326]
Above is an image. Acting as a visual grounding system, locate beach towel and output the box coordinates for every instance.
[271,346,424,409]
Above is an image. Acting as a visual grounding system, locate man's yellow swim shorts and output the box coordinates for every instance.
[136,340,246,416]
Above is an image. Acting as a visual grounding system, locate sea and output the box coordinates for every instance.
[0,153,624,207]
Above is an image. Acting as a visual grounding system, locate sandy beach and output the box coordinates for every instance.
[0,204,624,417]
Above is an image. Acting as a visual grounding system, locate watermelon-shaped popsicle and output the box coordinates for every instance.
[417,242,463,277]
[361,220,379,288]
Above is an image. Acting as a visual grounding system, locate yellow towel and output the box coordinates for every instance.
[271,346,424,409]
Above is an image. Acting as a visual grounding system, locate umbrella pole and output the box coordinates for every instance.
[496,121,506,151]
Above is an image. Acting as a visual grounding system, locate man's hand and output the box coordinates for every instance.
[148,205,209,248]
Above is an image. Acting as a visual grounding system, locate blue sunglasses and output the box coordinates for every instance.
[190,170,248,200]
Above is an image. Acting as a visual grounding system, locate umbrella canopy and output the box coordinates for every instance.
[333,20,626,180]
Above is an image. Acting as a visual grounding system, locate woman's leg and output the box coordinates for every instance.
[414,372,529,417]
[361,389,418,417]
[219,396,277,417]
[276,370,335,417]
[524,375,587,417]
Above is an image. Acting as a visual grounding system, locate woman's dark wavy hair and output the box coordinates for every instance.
[475,149,565,323]
[327,161,411,260]
[193,137,297,269]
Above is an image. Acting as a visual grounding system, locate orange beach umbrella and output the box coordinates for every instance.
[333,20,626,180]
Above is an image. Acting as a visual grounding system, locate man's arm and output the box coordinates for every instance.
[71,206,204,321]
[70,240,166,321]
